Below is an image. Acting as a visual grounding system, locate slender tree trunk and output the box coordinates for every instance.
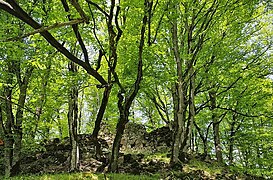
[3,78,14,177]
[181,66,195,155]
[171,83,185,166]
[12,84,29,174]
[229,113,239,165]
[2,70,14,177]
[170,10,186,166]
[109,102,129,172]
[2,63,33,177]
[109,1,148,171]
[194,120,209,159]
[229,121,235,165]
[92,85,112,159]
[209,91,223,163]
[68,62,79,172]
[78,89,85,134]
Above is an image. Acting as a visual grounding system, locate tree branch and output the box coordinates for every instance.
[86,0,109,18]
[69,0,89,23]
[4,18,85,42]
[216,106,259,118]
[1,0,107,85]
[61,0,90,65]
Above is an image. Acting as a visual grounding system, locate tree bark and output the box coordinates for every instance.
[181,65,195,156]
[91,85,112,159]
[193,120,211,160]
[3,68,14,177]
[229,120,235,165]
[109,97,129,172]
[32,62,51,139]
[229,113,241,165]
[170,8,186,166]
[171,83,185,166]
[68,62,79,172]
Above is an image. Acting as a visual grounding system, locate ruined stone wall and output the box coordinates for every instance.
[121,122,172,152]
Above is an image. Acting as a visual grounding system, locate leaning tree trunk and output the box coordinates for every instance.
[68,62,79,172]
[109,99,129,172]
[209,91,223,164]
[91,85,112,159]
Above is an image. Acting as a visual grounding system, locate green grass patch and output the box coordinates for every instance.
[144,152,169,163]
[189,159,223,174]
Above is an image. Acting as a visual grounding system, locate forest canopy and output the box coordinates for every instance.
[0,0,273,178]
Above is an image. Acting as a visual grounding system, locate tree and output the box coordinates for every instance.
[0,43,34,176]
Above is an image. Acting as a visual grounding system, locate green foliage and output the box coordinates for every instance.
[0,0,273,178]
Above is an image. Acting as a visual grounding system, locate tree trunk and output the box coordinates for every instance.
[68,62,79,172]
[170,10,186,166]
[209,91,223,164]
[109,104,129,172]
[229,113,239,165]
[181,66,195,155]
[171,83,185,166]
[4,136,13,177]
[229,121,235,165]
[12,83,29,174]
[3,78,14,177]
[2,63,33,177]
[193,120,209,160]
[109,1,148,171]
[92,85,112,159]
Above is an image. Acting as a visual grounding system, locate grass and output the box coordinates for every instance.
[187,159,223,175]
[1,172,160,180]
[144,152,169,163]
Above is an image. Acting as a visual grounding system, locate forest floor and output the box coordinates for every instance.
[0,125,269,179]
[2,158,268,180]
[1,150,267,180]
